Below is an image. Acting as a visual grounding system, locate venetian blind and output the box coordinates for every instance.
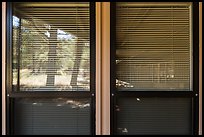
[115,2,192,91]
[12,2,90,91]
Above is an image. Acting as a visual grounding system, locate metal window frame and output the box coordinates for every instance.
[6,2,96,135]
[110,2,199,135]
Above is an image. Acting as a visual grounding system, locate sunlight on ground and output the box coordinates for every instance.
[13,69,89,90]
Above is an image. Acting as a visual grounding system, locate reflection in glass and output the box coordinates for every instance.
[14,98,91,135]
[12,3,90,91]
[115,2,192,91]
[116,97,192,135]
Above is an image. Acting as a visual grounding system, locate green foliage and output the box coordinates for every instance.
[13,18,90,76]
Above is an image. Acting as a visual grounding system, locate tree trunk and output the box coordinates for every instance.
[70,42,83,89]
[46,28,57,86]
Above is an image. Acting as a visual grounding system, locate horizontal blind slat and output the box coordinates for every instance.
[115,2,192,91]
[12,2,91,92]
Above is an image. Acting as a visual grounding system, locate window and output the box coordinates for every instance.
[7,2,95,135]
[12,2,93,92]
[111,2,199,135]
[3,2,200,135]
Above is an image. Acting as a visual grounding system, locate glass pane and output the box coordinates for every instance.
[116,97,192,135]
[115,2,192,91]
[12,2,90,91]
[14,98,91,135]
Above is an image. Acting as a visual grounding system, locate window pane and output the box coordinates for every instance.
[14,98,91,135]
[12,2,90,91]
[115,2,192,91]
[116,97,192,135]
